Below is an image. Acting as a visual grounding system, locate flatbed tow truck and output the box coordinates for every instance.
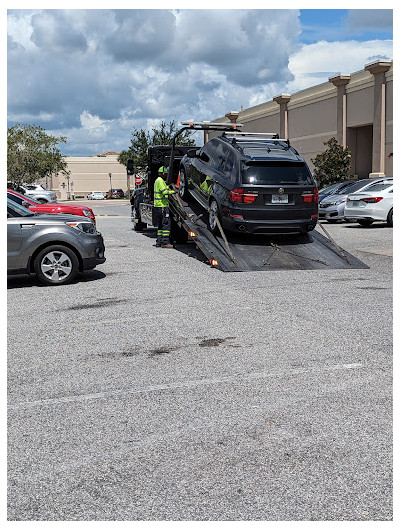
[132,122,368,272]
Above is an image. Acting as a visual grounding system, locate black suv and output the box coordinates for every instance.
[179,132,318,235]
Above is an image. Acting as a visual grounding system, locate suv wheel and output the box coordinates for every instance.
[34,245,79,285]
[208,199,221,235]
[178,169,190,201]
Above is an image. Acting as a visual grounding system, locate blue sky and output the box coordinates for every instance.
[6,7,393,156]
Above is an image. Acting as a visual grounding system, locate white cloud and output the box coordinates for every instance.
[287,39,393,92]
[6,9,393,156]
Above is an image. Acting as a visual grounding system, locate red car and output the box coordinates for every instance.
[7,189,96,224]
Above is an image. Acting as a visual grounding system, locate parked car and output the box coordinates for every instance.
[344,182,393,227]
[318,178,393,223]
[15,184,57,203]
[87,191,105,200]
[318,180,356,203]
[7,189,96,225]
[179,133,318,235]
[7,199,105,286]
[105,188,125,199]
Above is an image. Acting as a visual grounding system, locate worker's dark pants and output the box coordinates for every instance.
[155,207,171,246]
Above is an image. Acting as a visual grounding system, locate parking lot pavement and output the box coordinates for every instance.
[7,204,393,520]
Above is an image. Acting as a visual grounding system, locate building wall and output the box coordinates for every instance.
[53,156,128,199]
[212,61,393,180]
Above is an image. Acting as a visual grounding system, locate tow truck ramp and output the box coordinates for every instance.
[171,197,369,272]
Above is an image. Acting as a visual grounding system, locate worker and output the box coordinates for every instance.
[154,166,176,248]
[200,175,213,196]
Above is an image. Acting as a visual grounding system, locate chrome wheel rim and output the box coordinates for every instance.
[40,251,72,282]
[179,173,185,198]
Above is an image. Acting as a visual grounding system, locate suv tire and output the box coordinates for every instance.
[34,245,79,285]
[178,169,190,201]
[208,199,221,235]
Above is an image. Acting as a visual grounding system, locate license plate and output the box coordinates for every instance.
[272,194,288,204]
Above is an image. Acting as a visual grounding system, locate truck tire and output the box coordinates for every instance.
[171,218,188,244]
[34,245,79,285]
[387,208,393,227]
[178,169,190,201]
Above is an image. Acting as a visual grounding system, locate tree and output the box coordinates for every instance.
[311,137,352,188]
[118,120,196,171]
[7,123,70,186]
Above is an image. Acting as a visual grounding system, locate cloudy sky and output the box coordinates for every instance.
[6,5,393,157]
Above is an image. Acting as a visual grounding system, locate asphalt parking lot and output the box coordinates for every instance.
[7,200,393,521]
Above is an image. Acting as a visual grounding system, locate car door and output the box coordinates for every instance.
[7,217,24,269]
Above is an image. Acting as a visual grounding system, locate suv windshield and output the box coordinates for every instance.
[7,198,35,217]
[242,161,314,185]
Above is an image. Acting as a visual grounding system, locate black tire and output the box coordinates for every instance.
[34,245,79,286]
[36,198,48,204]
[358,219,373,227]
[178,168,190,201]
[171,218,188,244]
[387,208,393,227]
[133,207,147,231]
[208,198,221,235]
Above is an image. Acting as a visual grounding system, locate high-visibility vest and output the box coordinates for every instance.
[154,176,174,207]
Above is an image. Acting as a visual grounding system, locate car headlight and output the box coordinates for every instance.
[82,209,92,217]
[335,199,346,205]
[66,221,96,233]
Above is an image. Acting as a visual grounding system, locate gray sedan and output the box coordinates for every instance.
[7,198,106,285]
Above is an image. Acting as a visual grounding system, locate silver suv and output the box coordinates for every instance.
[16,185,57,203]
[7,199,106,285]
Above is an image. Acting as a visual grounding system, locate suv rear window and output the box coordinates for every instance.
[241,161,314,185]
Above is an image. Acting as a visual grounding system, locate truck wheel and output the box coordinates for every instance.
[171,218,188,244]
[133,208,147,231]
[37,198,48,204]
[208,199,221,235]
[358,219,373,227]
[34,245,79,286]
[387,208,393,227]
[178,169,190,201]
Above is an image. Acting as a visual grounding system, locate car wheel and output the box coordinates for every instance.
[37,198,48,204]
[387,208,393,227]
[178,169,190,201]
[358,219,373,227]
[208,199,221,235]
[34,245,79,285]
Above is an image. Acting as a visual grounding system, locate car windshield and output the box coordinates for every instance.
[337,180,374,194]
[319,183,340,193]
[9,191,38,205]
[357,182,393,192]
[242,161,314,185]
[7,198,35,217]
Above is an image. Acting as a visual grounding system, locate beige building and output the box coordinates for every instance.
[211,60,393,180]
[52,151,128,199]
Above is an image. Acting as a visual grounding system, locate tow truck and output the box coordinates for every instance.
[131,122,368,272]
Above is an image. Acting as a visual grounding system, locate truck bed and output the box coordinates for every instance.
[170,195,369,272]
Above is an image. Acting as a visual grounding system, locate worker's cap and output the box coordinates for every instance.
[158,166,168,174]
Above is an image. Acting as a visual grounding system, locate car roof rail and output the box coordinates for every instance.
[180,121,243,131]
[222,131,291,149]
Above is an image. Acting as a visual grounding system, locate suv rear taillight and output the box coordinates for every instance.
[230,188,258,203]
[302,188,319,203]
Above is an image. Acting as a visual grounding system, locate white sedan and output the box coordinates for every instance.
[87,191,105,200]
[344,182,393,227]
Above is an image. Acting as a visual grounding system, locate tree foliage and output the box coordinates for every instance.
[7,123,70,186]
[311,137,352,187]
[118,120,196,171]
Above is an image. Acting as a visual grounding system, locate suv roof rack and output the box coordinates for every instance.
[222,131,291,148]
[180,121,243,130]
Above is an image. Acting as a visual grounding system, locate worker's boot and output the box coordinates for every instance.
[161,243,174,248]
